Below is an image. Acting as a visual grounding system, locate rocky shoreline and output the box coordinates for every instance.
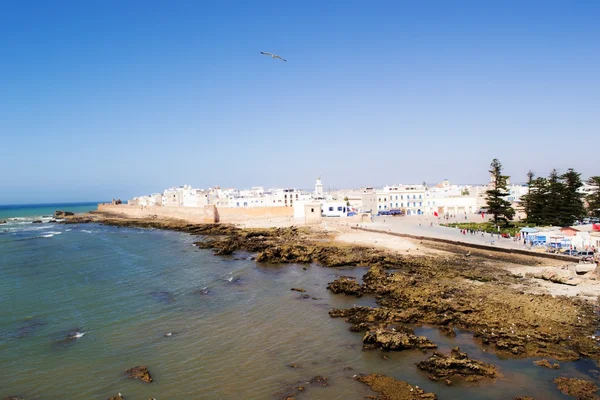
[57,212,600,399]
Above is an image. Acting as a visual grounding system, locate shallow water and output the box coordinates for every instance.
[0,219,598,399]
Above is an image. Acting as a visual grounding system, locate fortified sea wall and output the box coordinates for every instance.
[97,204,293,223]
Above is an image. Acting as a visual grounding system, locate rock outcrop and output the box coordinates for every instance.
[107,395,124,400]
[533,359,560,369]
[327,276,363,296]
[126,365,153,383]
[554,377,599,400]
[355,374,437,400]
[363,326,437,351]
[31,220,43,224]
[0,220,6,224]
[54,210,74,218]
[417,347,497,382]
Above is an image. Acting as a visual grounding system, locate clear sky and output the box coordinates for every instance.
[1,0,599,204]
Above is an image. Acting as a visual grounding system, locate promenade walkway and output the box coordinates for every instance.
[363,215,528,252]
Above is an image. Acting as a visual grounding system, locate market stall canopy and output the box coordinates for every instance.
[520,227,538,234]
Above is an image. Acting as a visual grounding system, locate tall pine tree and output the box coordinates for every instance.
[521,170,535,221]
[485,159,515,225]
[559,169,585,226]
[587,176,600,217]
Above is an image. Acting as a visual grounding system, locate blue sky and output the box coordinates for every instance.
[1,0,599,204]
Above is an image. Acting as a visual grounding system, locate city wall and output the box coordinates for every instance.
[96,204,293,223]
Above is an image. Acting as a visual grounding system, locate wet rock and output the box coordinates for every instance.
[355,373,437,400]
[0,220,6,224]
[290,288,306,293]
[126,365,153,383]
[48,219,57,223]
[533,359,560,369]
[417,347,497,382]
[327,276,363,297]
[107,395,124,400]
[3,397,24,400]
[288,363,299,368]
[309,375,328,387]
[149,291,175,303]
[514,397,536,400]
[363,326,437,351]
[438,325,456,337]
[554,377,599,400]
[31,220,43,224]
[15,318,47,339]
[54,210,74,218]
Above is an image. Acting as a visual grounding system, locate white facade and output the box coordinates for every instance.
[377,185,426,215]
[321,201,348,217]
[314,177,324,198]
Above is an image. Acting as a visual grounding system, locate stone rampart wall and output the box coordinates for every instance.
[96,204,293,223]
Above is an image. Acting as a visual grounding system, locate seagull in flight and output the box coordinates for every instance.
[260,52,287,62]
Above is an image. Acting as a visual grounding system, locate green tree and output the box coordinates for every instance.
[485,158,515,225]
[526,176,550,225]
[586,176,600,217]
[558,169,585,226]
[521,170,535,221]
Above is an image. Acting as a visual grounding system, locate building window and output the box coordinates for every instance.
[419,195,422,199]
[401,203,404,207]
[329,207,334,211]
[337,206,343,211]
[311,208,314,212]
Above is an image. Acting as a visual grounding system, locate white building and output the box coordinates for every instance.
[314,177,324,199]
[377,185,427,215]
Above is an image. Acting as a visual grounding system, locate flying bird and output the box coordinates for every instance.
[260,52,287,62]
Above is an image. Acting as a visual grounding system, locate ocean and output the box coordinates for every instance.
[0,204,595,399]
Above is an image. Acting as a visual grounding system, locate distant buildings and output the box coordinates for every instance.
[126,176,530,219]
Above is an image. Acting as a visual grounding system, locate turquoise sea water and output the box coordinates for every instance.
[0,205,597,399]
[0,202,101,220]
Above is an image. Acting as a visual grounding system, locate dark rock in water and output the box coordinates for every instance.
[309,375,328,387]
[439,325,457,338]
[126,365,153,383]
[54,210,74,218]
[355,373,437,400]
[47,219,58,223]
[290,288,306,293]
[150,291,175,303]
[299,294,311,299]
[3,396,25,400]
[417,347,497,382]
[31,220,43,224]
[164,332,175,337]
[0,220,6,224]
[514,397,536,400]
[16,318,47,339]
[533,359,560,369]
[327,276,363,297]
[554,377,599,399]
[363,326,437,351]
[107,395,124,400]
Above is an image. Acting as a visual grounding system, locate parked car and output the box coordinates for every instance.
[579,251,595,262]
[562,249,579,256]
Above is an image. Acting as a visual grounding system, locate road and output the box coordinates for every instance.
[361,215,532,252]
